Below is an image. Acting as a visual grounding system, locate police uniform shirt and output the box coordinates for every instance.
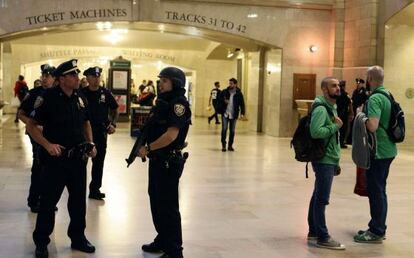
[148,96,191,151]
[352,87,368,108]
[31,86,89,148]
[19,86,47,117]
[81,87,118,128]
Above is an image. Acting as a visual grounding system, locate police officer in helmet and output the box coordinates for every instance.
[26,59,97,258]
[138,67,191,258]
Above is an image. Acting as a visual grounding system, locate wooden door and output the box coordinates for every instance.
[293,73,316,108]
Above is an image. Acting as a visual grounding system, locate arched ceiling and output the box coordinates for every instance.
[387,2,414,26]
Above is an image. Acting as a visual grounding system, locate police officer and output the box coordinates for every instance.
[18,64,55,212]
[82,66,119,200]
[26,59,97,258]
[138,67,191,258]
[351,78,369,115]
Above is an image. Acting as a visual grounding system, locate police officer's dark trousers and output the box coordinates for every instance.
[89,128,107,194]
[33,155,87,248]
[27,136,42,208]
[148,154,184,257]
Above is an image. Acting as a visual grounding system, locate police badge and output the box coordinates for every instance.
[174,104,185,117]
[100,94,106,103]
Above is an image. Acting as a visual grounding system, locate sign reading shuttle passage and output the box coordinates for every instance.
[25,9,128,25]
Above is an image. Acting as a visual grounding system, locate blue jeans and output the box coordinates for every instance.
[367,158,394,236]
[308,163,336,241]
[221,116,237,147]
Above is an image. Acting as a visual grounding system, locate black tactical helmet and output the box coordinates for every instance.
[158,67,186,89]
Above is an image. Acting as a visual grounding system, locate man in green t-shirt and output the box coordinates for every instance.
[307,77,345,250]
[354,66,397,244]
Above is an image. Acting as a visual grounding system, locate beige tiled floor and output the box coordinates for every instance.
[1,115,414,258]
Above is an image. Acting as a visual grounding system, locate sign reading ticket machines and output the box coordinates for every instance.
[108,56,131,121]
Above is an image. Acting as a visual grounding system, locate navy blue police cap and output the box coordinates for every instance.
[52,59,81,77]
[40,64,56,75]
[83,66,103,77]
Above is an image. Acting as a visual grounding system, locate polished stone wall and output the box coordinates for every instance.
[0,0,335,137]
[383,24,414,146]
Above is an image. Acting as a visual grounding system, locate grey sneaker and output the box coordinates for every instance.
[354,230,383,244]
[357,229,386,240]
[316,237,346,250]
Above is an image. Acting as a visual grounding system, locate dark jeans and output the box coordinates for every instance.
[308,163,335,241]
[27,136,41,207]
[89,129,107,193]
[221,116,237,148]
[33,156,87,247]
[148,155,185,257]
[367,158,394,236]
[208,102,219,123]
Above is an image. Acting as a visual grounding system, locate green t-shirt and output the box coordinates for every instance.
[367,85,397,159]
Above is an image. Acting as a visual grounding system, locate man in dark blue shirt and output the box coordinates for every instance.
[26,59,97,258]
[18,64,56,212]
[82,66,119,200]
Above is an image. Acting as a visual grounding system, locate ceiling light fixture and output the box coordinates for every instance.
[309,45,318,53]
[247,13,258,18]
[103,29,128,45]
[96,22,112,31]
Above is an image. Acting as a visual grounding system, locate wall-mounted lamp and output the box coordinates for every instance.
[227,48,241,59]
[309,45,318,53]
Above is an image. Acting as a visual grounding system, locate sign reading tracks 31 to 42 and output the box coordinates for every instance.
[164,11,248,34]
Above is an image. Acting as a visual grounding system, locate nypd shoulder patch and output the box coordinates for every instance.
[78,97,85,108]
[34,96,44,109]
[174,104,185,117]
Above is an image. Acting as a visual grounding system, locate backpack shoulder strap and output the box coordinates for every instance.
[310,103,334,117]
[372,90,393,102]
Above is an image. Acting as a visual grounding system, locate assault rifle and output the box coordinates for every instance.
[125,119,151,168]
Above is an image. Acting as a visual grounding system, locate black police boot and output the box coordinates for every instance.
[71,239,95,253]
[35,246,48,258]
[142,242,163,253]
[159,252,184,258]
[221,144,226,152]
[88,191,105,200]
[228,146,234,151]
[29,203,40,213]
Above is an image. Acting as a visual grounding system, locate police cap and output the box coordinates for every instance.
[52,59,81,77]
[158,67,186,89]
[83,66,103,77]
[40,64,56,75]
